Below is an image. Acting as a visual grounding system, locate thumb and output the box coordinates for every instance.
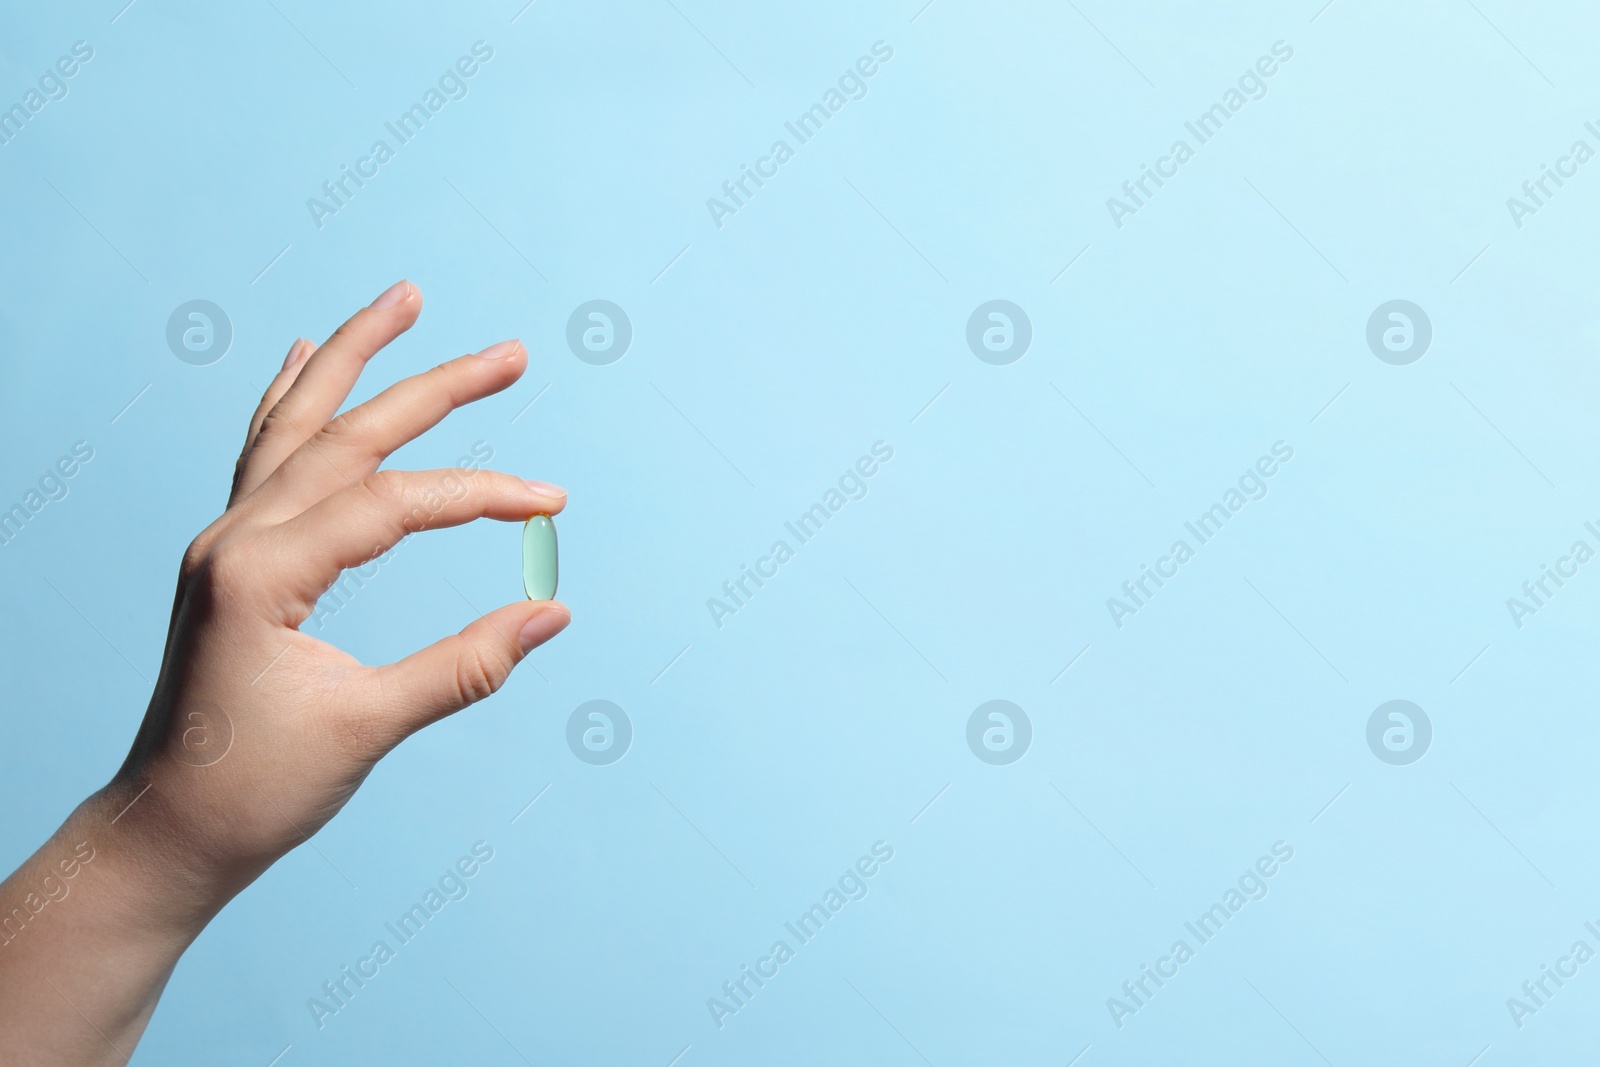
[374,600,570,737]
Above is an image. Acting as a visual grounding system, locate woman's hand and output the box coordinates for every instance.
[0,280,568,1065]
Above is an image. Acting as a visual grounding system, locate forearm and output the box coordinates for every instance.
[0,784,222,1066]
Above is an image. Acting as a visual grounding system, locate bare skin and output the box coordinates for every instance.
[0,280,569,1065]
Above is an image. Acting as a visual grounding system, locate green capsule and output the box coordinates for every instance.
[522,514,558,601]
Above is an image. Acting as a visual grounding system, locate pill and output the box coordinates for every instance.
[522,515,558,601]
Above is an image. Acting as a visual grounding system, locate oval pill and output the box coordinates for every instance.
[522,515,558,601]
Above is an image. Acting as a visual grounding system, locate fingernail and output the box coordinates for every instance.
[281,339,307,371]
[475,339,524,360]
[524,479,566,500]
[518,603,570,652]
[370,279,412,310]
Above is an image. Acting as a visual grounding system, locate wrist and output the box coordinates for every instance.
[0,785,224,1065]
[70,778,239,946]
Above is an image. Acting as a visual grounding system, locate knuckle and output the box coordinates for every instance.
[179,517,238,581]
[362,469,428,536]
[360,468,406,508]
[330,316,366,345]
[176,535,259,610]
[256,405,284,438]
[205,540,257,595]
[248,388,279,431]
[255,402,301,446]
[420,363,465,404]
[180,532,215,580]
[454,645,512,706]
[229,452,250,494]
[318,409,367,445]
[439,468,474,501]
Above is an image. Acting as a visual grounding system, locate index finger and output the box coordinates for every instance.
[233,280,422,500]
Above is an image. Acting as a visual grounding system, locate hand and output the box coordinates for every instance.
[0,280,569,1064]
[120,277,569,894]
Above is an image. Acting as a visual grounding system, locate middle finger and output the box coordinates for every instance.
[250,339,528,522]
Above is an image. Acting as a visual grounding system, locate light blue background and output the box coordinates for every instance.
[3,0,1599,1063]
